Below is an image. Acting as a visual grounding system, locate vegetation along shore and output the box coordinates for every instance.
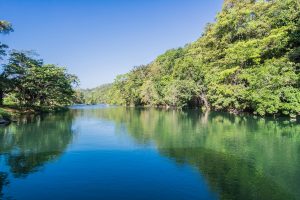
[1,0,300,120]
[82,0,300,118]
[0,20,79,123]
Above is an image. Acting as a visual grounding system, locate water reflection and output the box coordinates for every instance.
[93,107,300,200]
[0,112,75,198]
[0,106,300,200]
[0,172,8,199]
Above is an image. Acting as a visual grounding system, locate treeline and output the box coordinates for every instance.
[81,84,112,105]
[0,21,78,111]
[86,0,300,117]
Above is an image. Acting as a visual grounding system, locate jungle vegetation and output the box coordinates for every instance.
[84,0,300,117]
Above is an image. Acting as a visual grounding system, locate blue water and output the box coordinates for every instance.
[0,105,299,199]
[0,105,217,200]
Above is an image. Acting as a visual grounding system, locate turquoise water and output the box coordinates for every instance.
[0,105,300,200]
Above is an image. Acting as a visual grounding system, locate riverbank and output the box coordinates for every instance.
[0,107,14,124]
[0,106,36,124]
[0,105,69,125]
[107,104,300,120]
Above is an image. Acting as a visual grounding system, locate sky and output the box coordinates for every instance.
[0,0,223,89]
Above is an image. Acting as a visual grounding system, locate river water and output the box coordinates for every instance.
[0,105,299,200]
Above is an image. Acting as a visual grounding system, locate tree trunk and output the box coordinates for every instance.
[200,93,210,111]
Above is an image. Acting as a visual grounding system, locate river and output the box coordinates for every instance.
[0,105,299,200]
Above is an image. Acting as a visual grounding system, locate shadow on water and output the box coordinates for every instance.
[91,107,300,200]
[0,112,76,199]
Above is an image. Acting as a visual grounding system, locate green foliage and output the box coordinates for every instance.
[0,108,11,120]
[0,21,13,34]
[0,20,78,111]
[91,0,300,117]
[73,90,85,104]
[0,20,13,106]
[163,80,199,108]
[1,51,78,110]
[0,20,13,60]
[82,84,112,105]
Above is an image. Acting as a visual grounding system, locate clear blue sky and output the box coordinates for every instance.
[0,0,223,88]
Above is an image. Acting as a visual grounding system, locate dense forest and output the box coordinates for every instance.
[0,20,78,116]
[80,84,112,105]
[84,0,300,117]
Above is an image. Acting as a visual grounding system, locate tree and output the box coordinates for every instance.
[0,20,13,59]
[85,0,300,116]
[163,80,199,108]
[3,51,78,109]
[0,20,13,105]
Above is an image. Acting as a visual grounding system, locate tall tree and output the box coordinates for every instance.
[0,20,13,105]
[3,51,78,109]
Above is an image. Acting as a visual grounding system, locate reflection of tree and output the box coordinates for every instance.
[95,107,300,200]
[161,148,293,200]
[0,112,75,177]
[0,172,9,199]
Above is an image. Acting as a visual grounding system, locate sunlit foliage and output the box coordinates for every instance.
[87,0,300,116]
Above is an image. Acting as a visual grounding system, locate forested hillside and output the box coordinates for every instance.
[86,0,300,117]
[81,84,112,105]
